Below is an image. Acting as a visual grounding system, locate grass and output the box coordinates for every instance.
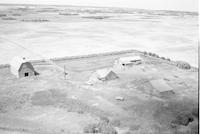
[82,16,112,20]
[153,97,198,134]
[31,89,67,106]
[0,14,7,17]
[59,13,79,16]
[21,19,49,22]
[12,14,21,16]
[2,17,16,20]
[83,122,117,134]
[31,88,108,117]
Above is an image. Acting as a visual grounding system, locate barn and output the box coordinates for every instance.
[87,69,118,85]
[10,57,38,78]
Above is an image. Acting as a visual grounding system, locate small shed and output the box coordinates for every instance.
[115,56,142,67]
[87,69,118,85]
[10,57,38,78]
[150,79,175,96]
[96,69,118,81]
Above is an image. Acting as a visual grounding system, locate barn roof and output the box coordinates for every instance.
[19,62,35,72]
[150,79,173,92]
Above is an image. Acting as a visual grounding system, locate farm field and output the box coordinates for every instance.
[0,51,198,134]
[0,4,198,67]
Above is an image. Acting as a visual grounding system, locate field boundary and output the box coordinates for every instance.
[0,49,139,68]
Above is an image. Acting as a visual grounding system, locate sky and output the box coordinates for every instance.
[0,0,198,11]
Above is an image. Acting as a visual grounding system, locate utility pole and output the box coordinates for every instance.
[64,65,68,80]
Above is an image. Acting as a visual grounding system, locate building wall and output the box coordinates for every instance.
[18,64,35,78]
[160,90,175,97]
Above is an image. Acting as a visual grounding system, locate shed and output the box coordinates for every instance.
[87,69,118,85]
[10,57,38,78]
[116,56,142,67]
[150,79,175,96]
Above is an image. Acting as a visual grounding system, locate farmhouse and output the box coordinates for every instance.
[10,57,38,78]
[115,56,142,67]
[87,69,118,85]
[150,79,175,96]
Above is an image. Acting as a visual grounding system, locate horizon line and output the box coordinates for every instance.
[0,2,198,13]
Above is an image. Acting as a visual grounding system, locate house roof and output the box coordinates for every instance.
[87,68,118,84]
[150,79,173,92]
[119,56,141,63]
[96,69,112,78]
[95,68,117,78]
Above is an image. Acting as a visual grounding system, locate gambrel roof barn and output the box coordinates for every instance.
[10,57,38,78]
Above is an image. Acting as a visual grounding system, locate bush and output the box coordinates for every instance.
[151,53,156,57]
[155,55,160,58]
[148,52,153,56]
[83,123,118,134]
[171,113,194,126]
[176,61,191,70]
[160,57,166,60]
[166,58,171,61]
[143,51,148,55]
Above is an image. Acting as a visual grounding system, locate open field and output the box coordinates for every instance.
[0,50,198,134]
[0,4,198,67]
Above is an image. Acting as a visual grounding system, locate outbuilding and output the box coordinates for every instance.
[115,56,142,67]
[10,57,38,78]
[150,79,175,97]
[87,69,118,85]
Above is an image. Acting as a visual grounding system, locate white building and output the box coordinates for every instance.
[115,56,142,67]
[150,79,175,96]
[87,68,118,85]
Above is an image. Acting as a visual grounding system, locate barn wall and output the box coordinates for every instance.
[18,64,34,78]
[105,72,118,80]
